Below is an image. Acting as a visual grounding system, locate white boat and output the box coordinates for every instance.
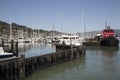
[59,34,82,46]
[15,37,30,43]
[0,47,13,58]
[52,36,60,42]
[17,37,25,43]
[46,37,52,43]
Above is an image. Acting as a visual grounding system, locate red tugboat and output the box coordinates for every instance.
[100,26,119,46]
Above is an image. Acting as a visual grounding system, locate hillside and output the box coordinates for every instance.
[0,20,61,39]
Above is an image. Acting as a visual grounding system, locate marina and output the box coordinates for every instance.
[0,23,120,80]
[0,0,120,80]
[0,42,85,80]
[0,42,120,80]
[0,24,120,80]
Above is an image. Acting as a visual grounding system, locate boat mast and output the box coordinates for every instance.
[52,22,54,39]
[61,16,64,35]
[9,17,12,40]
[21,26,24,38]
[82,11,86,38]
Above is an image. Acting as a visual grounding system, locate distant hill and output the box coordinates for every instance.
[0,20,61,39]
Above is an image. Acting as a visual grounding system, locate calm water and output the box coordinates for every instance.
[4,43,56,58]
[16,43,120,80]
[18,43,56,58]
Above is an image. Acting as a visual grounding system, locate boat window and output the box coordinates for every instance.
[70,37,75,39]
[76,37,79,39]
[63,37,68,39]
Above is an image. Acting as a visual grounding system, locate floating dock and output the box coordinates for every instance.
[0,44,85,80]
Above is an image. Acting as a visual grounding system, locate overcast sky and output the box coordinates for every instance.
[0,0,120,32]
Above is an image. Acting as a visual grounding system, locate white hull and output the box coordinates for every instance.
[0,47,13,58]
[59,34,83,46]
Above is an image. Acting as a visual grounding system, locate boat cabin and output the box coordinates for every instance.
[101,26,115,38]
[59,34,82,46]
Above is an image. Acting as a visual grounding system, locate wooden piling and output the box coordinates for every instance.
[2,39,4,48]
[70,45,73,60]
[15,42,18,57]
[11,40,14,53]
[20,54,25,80]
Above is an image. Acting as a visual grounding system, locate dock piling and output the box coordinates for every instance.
[15,42,18,57]
[11,40,14,53]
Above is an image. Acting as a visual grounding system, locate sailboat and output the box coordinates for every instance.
[17,26,25,43]
[17,26,30,43]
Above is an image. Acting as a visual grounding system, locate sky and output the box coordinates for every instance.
[0,0,120,32]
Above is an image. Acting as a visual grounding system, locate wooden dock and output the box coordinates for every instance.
[0,45,85,80]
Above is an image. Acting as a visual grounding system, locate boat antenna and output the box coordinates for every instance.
[105,21,107,28]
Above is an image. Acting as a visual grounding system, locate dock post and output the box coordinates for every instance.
[82,46,86,56]
[70,45,73,60]
[2,39,4,50]
[15,42,18,57]
[11,40,14,53]
[2,39,4,47]
[20,54,25,80]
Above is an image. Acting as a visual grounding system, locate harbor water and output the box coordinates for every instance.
[5,43,120,80]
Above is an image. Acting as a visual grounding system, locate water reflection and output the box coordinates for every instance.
[4,43,120,80]
[100,46,119,56]
[4,43,56,58]
[19,43,55,58]
[86,45,120,80]
[25,45,120,80]
[86,46,119,57]
[25,56,86,80]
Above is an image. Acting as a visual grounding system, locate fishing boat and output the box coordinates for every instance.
[100,26,119,46]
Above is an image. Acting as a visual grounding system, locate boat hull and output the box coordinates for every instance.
[0,53,13,58]
[100,36,119,46]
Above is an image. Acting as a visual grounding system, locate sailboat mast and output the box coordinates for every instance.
[52,22,54,38]
[9,17,12,40]
[82,11,86,38]
[21,26,24,38]
[61,16,64,34]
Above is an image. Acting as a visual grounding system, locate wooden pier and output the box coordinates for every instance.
[0,44,85,80]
